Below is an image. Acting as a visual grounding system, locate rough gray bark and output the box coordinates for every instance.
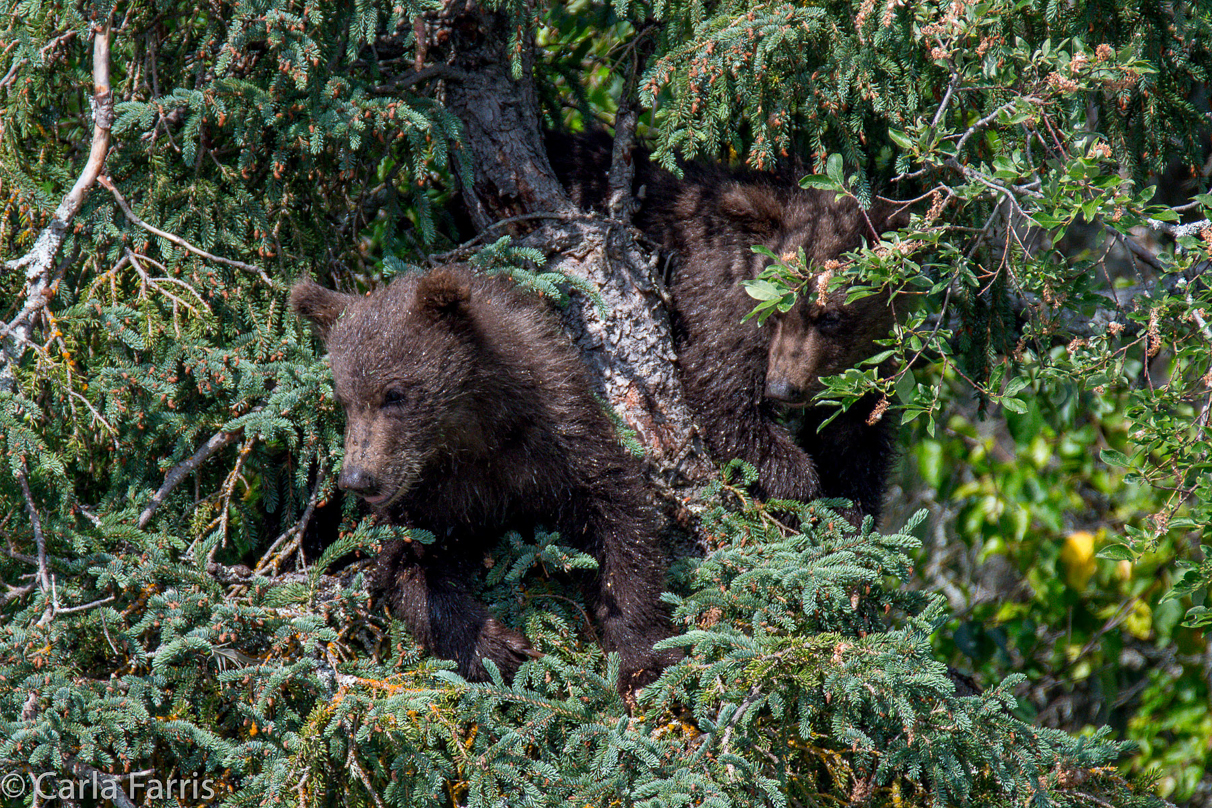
[438,3,572,228]
[437,2,713,492]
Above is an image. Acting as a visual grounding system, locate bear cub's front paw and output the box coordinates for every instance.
[472,617,542,682]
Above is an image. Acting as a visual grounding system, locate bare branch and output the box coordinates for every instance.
[2,18,113,393]
[0,57,25,90]
[608,105,639,222]
[1103,223,1166,274]
[137,406,263,529]
[99,176,278,288]
[1149,217,1211,238]
[953,98,1029,156]
[428,209,641,264]
[63,760,137,808]
[371,63,465,94]
[16,460,51,595]
[53,594,117,615]
[606,25,652,223]
[255,473,326,575]
[930,71,961,130]
[1,582,36,606]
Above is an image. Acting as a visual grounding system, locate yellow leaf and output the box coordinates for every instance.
[1060,531,1096,590]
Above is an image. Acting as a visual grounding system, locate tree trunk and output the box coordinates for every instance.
[437,2,714,498]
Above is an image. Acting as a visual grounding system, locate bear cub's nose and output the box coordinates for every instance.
[338,466,380,497]
[764,378,802,403]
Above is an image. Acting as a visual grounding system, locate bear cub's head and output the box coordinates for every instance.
[764,280,895,404]
[291,268,496,509]
[717,182,903,405]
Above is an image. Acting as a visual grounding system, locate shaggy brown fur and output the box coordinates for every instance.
[547,130,901,522]
[291,266,676,694]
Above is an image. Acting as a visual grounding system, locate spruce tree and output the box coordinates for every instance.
[2,0,1209,805]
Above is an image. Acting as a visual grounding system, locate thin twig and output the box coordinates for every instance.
[0,57,26,90]
[372,63,466,94]
[254,474,326,575]
[1103,223,1166,273]
[929,72,961,129]
[17,460,51,595]
[98,175,278,287]
[1,582,36,606]
[718,685,764,760]
[53,594,117,615]
[429,210,638,265]
[137,406,263,529]
[954,98,1034,157]
[206,437,256,560]
[346,736,389,808]
[126,249,210,316]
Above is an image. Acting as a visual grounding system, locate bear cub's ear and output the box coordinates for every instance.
[719,183,783,236]
[290,279,351,341]
[416,269,472,321]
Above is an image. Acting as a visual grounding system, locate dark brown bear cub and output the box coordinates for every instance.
[548,131,902,523]
[291,266,675,695]
[763,281,899,523]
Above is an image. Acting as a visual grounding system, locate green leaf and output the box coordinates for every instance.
[1099,449,1132,468]
[826,153,844,186]
[1095,543,1136,561]
[742,280,784,301]
[888,129,915,150]
[1001,397,1027,414]
[1030,211,1065,230]
[800,175,842,191]
[1180,607,1212,629]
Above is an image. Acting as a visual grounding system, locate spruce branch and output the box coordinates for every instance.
[99,176,278,288]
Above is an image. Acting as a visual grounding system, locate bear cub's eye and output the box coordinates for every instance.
[815,310,845,333]
[382,388,410,408]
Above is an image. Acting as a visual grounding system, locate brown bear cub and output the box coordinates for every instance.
[547,130,902,523]
[291,266,676,694]
[764,285,900,523]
